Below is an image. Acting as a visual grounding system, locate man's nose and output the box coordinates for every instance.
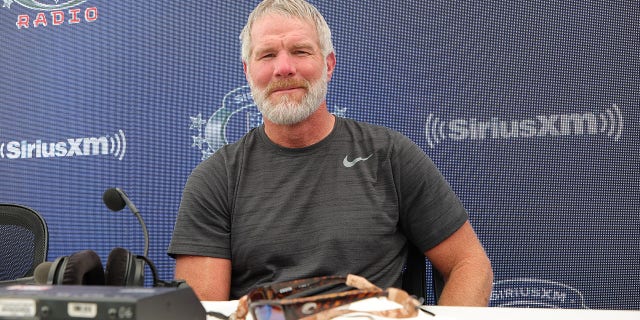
[273,54,296,77]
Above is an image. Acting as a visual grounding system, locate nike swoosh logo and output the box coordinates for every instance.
[343,154,373,168]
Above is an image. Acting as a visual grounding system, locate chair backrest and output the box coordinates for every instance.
[0,204,49,281]
[401,242,444,305]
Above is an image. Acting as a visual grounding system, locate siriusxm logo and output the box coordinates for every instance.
[491,279,588,309]
[0,130,126,160]
[426,104,623,148]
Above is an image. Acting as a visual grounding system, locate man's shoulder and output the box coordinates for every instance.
[220,126,261,150]
[338,116,407,142]
[194,127,261,169]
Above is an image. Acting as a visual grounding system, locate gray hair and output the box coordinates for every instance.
[239,0,334,63]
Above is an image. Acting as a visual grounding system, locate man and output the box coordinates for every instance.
[168,0,493,306]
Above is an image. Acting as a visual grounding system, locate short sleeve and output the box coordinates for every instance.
[167,151,233,259]
[392,132,468,252]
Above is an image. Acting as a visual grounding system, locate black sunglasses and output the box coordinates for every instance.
[236,275,425,320]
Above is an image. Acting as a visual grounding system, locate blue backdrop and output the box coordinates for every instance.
[1,0,638,309]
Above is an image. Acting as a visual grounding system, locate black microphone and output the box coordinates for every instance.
[102,188,186,288]
[102,188,149,257]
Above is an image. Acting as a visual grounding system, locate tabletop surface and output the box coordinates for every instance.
[202,299,639,320]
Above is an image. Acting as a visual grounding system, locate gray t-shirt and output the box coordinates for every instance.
[168,116,467,299]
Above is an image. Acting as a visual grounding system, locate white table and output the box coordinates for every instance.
[202,299,639,320]
[421,305,639,320]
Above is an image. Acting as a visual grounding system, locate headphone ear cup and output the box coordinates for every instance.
[51,250,105,285]
[47,255,68,285]
[106,247,145,286]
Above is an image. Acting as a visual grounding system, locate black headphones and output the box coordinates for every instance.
[42,188,186,288]
[46,248,144,286]
[44,188,147,286]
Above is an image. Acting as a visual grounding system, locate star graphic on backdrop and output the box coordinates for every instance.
[189,113,207,130]
[3,0,14,9]
[191,136,206,148]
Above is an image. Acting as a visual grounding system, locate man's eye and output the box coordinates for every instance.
[259,53,275,59]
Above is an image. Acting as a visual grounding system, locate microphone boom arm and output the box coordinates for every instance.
[103,188,150,258]
[133,210,149,258]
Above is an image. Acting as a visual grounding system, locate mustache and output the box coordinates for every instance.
[265,79,310,95]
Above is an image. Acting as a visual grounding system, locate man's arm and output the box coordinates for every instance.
[174,255,232,301]
[425,220,494,306]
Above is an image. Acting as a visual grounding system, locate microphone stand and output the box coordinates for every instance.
[104,188,186,288]
[113,188,149,258]
[132,210,149,258]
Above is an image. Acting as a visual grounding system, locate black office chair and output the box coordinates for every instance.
[402,242,444,305]
[0,204,49,281]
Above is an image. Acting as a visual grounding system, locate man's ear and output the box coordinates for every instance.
[243,60,249,77]
[325,52,336,81]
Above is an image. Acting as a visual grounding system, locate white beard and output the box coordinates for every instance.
[249,67,328,125]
